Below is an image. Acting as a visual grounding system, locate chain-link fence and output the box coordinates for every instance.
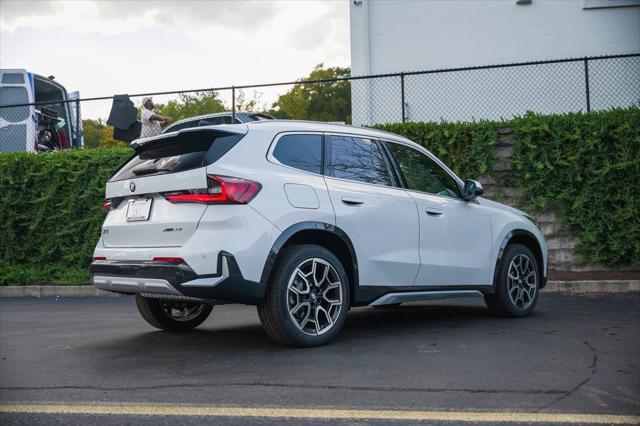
[0,53,638,152]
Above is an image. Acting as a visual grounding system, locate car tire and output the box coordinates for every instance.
[257,244,350,347]
[485,243,540,318]
[135,295,213,331]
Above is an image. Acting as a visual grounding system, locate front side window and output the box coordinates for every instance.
[326,135,392,186]
[273,134,323,174]
[385,142,460,198]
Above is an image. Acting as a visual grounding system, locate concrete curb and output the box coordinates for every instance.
[0,286,123,298]
[1,280,639,298]
[541,280,640,294]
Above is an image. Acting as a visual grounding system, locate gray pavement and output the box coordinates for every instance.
[0,294,639,424]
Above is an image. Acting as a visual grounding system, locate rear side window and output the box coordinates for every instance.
[273,134,322,174]
[326,135,392,186]
[110,131,243,182]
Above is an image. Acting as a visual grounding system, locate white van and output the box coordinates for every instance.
[0,69,83,152]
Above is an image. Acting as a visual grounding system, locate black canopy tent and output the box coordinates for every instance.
[107,94,141,143]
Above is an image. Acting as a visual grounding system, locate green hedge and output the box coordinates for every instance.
[0,108,638,285]
[373,120,499,179]
[510,108,640,266]
[0,148,132,284]
[374,107,640,268]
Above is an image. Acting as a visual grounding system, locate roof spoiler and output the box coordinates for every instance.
[130,124,248,152]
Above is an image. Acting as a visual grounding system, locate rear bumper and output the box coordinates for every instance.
[90,252,265,304]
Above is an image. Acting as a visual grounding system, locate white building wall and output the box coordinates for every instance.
[350,0,640,125]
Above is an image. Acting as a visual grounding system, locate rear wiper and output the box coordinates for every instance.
[132,167,171,176]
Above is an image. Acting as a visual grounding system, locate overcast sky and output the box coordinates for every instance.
[0,0,350,117]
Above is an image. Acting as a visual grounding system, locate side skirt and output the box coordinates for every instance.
[370,290,485,306]
[355,285,494,307]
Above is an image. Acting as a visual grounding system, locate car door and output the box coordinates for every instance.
[323,133,420,287]
[384,140,493,286]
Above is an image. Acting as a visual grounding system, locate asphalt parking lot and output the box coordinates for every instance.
[0,294,638,425]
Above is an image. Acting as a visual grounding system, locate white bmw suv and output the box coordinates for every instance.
[92,121,547,346]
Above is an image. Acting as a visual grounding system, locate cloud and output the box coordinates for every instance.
[94,1,282,32]
[0,0,350,119]
[289,1,349,52]
[0,0,57,21]
[0,0,282,34]
[290,14,330,51]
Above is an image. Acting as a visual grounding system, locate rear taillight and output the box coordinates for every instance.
[102,198,122,212]
[152,257,186,264]
[163,175,261,205]
[92,256,107,262]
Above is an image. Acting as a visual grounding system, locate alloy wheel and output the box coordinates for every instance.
[506,254,537,309]
[159,301,206,322]
[286,258,343,336]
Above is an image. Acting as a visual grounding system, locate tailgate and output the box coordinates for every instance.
[101,127,245,248]
[102,168,208,248]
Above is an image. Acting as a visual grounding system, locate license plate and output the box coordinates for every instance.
[126,198,152,222]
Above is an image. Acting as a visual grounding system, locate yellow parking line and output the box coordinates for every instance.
[0,403,639,424]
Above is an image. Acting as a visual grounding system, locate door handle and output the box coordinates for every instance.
[426,209,443,216]
[341,196,364,205]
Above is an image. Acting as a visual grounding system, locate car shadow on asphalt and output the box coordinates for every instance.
[83,302,508,356]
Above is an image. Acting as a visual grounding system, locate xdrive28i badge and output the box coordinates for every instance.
[129,181,136,192]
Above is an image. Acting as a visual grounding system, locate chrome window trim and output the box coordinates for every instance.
[265,129,470,198]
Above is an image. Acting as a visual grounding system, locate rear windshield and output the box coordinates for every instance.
[110,130,244,182]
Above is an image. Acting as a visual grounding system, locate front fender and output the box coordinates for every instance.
[491,226,548,288]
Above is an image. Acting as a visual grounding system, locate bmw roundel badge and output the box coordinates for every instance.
[129,181,136,192]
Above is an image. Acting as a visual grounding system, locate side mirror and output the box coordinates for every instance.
[463,179,484,201]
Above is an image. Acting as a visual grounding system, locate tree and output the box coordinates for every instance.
[155,92,226,123]
[235,89,264,112]
[82,119,127,148]
[270,64,351,123]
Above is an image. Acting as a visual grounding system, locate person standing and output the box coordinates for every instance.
[140,97,169,138]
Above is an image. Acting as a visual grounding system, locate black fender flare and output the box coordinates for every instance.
[493,229,547,288]
[259,221,359,287]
